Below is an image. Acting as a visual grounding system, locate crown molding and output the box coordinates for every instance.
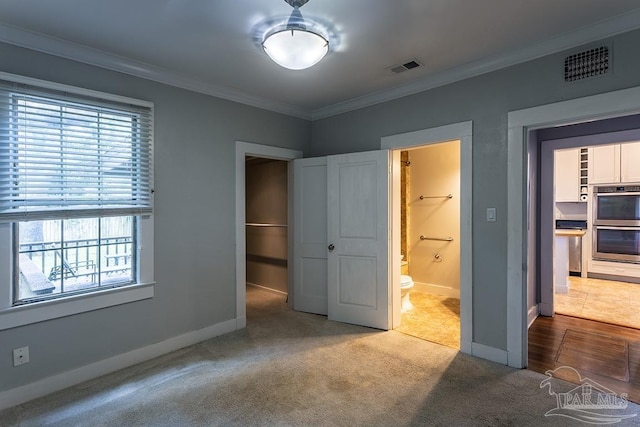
[311,8,640,120]
[0,22,312,120]
[1,7,640,123]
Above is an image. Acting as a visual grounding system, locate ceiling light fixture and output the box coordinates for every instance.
[262,0,329,70]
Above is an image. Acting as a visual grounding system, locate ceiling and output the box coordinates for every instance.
[1,0,640,120]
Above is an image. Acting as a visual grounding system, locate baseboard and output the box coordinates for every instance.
[471,342,508,365]
[0,318,238,411]
[527,305,539,328]
[236,316,247,329]
[246,282,288,296]
[413,281,460,299]
[538,301,553,317]
[555,283,569,294]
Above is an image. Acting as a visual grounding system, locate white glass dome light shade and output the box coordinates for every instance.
[263,28,329,70]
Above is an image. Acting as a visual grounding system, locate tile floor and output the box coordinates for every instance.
[554,276,640,329]
[395,290,460,349]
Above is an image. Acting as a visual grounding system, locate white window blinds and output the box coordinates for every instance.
[0,76,153,222]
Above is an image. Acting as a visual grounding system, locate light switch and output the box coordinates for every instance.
[487,207,497,222]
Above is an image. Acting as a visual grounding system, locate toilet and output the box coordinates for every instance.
[400,274,414,312]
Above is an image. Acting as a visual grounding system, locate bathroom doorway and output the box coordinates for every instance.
[393,141,462,349]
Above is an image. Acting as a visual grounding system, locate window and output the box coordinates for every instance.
[16,217,136,303]
[0,72,154,327]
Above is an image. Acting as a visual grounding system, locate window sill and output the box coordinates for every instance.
[0,282,155,331]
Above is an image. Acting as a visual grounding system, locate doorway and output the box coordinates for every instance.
[393,142,462,349]
[521,106,640,402]
[245,156,289,305]
[235,141,302,329]
[538,120,640,330]
[506,84,640,369]
[382,121,473,356]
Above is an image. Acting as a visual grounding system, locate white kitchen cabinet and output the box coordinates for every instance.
[554,148,580,202]
[588,144,620,184]
[621,142,640,182]
[589,141,640,184]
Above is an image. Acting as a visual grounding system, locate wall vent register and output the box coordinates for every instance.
[564,46,609,82]
[390,59,422,74]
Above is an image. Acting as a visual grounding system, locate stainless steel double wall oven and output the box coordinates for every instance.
[593,185,640,263]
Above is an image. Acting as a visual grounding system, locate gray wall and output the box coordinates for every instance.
[310,28,640,350]
[0,42,310,392]
[3,25,640,394]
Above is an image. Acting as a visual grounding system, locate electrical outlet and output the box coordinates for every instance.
[13,346,29,367]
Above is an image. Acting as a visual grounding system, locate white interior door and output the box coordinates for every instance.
[327,150,391,330]
[292,157,328,315]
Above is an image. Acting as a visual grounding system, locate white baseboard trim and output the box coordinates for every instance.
[471,342,509,365]
[413,281,460,299]
[0,318,238,411]
[527,305,539,328]
[236,316,247,329]
[246,282,288,296]
[538,301,553,317]
[555,283,568,294]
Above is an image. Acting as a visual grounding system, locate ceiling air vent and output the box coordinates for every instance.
[390,59,422,74]
[564,46,609,82]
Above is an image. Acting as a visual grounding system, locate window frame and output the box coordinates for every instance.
[0,72,154,331]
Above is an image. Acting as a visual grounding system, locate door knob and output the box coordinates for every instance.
[328,244,335,251]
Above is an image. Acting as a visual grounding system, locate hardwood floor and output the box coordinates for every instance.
[528,314,640,403]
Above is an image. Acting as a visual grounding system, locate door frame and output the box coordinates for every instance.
[381,121,473,355]
[507,85,640,369]
[235,141,303,328]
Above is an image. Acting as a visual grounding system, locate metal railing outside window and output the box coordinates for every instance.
[16,226,136,303]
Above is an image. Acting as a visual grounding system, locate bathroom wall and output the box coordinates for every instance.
[245,158,288,294]
[408,141,461,297]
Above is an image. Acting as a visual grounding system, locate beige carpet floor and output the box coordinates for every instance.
[395,290,460,349]
[1,285,639,426]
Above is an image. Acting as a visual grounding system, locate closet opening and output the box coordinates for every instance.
[245,156,290,315]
